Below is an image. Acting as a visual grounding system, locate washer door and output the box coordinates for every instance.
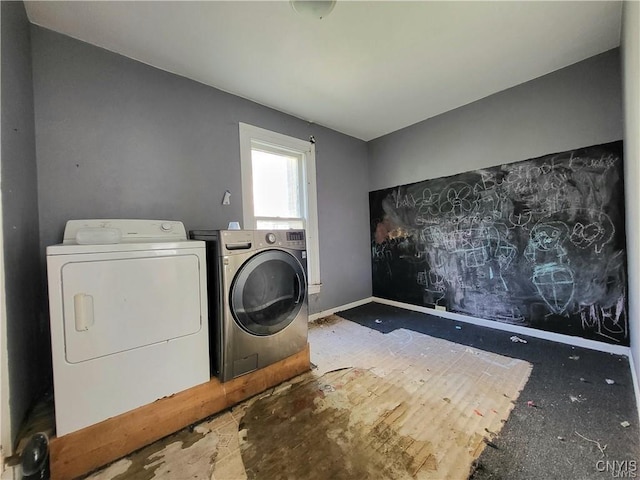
[230,250,306,336]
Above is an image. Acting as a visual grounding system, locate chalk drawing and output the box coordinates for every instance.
[370,141,627,344]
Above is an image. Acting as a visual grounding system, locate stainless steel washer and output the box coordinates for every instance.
[190,229,308,382]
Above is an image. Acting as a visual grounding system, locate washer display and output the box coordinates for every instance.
[190,229,308,382]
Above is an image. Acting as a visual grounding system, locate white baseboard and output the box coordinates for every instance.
[372,297,631,357]
[629,351,640,425]
[308,297,374,322]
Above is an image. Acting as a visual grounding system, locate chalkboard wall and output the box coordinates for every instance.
[370,141,627,345]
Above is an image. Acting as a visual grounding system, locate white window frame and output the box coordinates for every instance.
[239,123,321,294]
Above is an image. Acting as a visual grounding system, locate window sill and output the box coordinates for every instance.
[308,283,322,295]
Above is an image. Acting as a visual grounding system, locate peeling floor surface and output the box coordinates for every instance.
[85,315,532,480]
[339,303,640,480]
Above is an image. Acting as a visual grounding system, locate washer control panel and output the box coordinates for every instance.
[265,232,277,244]
[255,230,306,250]
[218,229,306,252]
[286,231,305,242]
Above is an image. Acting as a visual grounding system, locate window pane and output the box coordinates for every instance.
[257,219,304,230]
[252,149,301,218]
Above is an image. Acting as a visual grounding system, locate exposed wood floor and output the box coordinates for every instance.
[340,303,640,480]
[85,312,532,479]
[16,302,640,479]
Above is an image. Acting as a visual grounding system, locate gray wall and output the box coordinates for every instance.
[622,2,640,392]
[31,26,372,316]
[368,49,623,191]
[367,49,625,339]
[1,1,48,451]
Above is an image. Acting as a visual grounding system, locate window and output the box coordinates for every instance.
[239,123,321,294]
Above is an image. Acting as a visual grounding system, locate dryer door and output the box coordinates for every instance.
[60,253,204,364]
[230,250,306,336]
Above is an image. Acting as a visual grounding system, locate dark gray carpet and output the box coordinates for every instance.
[337,302,640,480]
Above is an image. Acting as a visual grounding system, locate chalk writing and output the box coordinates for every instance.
[370,141,627,345]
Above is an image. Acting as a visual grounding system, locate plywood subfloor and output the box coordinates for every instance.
[85,316,532,479]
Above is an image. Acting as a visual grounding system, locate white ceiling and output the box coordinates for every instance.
[24,1,623,141]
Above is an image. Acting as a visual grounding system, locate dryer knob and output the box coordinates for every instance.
[161,222,173,232]
[266,233,277,244]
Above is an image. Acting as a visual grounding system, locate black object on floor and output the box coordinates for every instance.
[337,302,640,480]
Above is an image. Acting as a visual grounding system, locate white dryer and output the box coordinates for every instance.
[47,219,209,436]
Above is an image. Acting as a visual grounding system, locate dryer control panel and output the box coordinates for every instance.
[63,219,187,244]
